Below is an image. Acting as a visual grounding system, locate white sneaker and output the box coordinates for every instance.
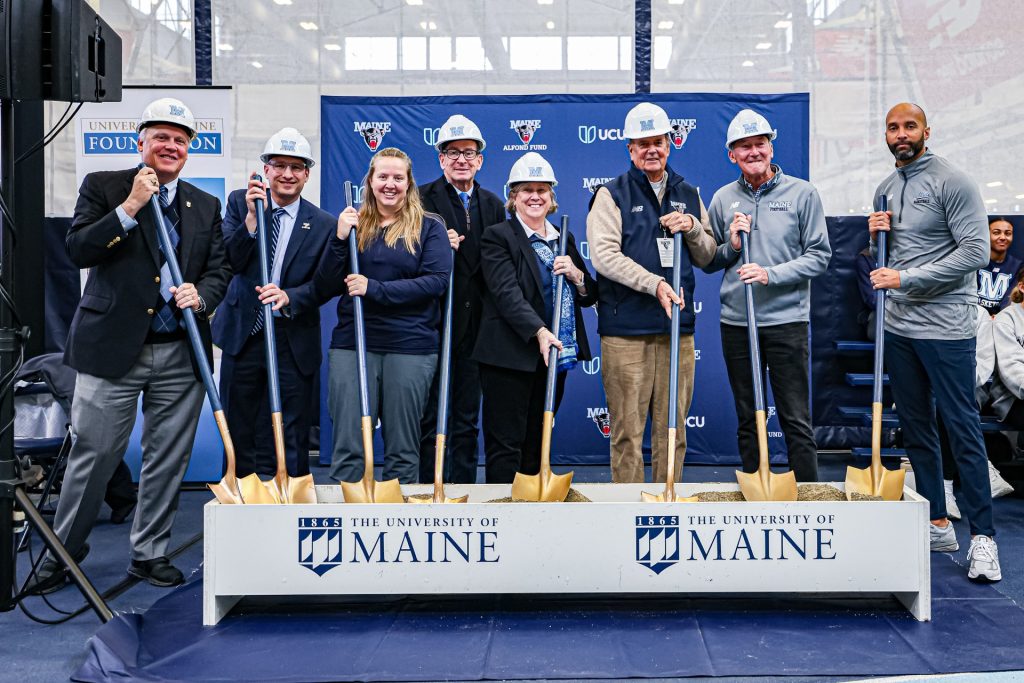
[943,480,962,520]
[929,521,959,552]
[988,462,1015,499]
[968,535,1001,582]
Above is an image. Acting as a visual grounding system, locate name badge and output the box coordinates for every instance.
[656,237,674,268]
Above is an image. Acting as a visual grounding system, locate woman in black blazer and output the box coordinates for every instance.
[472,152,598,483]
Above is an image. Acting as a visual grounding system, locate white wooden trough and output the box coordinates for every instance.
[203,482,930,625]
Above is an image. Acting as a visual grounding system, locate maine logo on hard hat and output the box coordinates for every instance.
[168,104,185,117]
[279,139,296,152]
[529,166,543,177]
[449,125,465,137]
[743,122,760,135]
[635,515,680,575]
[354,120,392,151]
[640,118,655,132]
[298,517,342,576]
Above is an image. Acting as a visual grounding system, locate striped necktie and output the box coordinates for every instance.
[151,185,181,333]
[251,207,287,335]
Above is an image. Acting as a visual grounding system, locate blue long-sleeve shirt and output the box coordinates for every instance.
[314,214,451,354]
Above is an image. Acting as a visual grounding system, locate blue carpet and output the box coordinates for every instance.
[72,553,1024,683]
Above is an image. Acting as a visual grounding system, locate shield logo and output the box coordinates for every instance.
[423,127,440,147]
[635,515,680,575]
[298,517,343,576]
[578,125,597,144]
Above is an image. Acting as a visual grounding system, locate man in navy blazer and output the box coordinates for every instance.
[27,97,230,593]
[212,128,334,479]
[417,115,506,485]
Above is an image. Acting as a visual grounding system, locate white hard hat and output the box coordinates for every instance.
[725,109,777,149]
[137,97,197,140]
[507,152,557,187]
[435,114,486,152]
[260,127,315,167]
[623,102,672,140]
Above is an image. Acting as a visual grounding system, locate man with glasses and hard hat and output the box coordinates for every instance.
[417,115,506,485]
[586,102,717,485]
[25,97,230,593]
[703,109,830,483]
[212,128,334,481]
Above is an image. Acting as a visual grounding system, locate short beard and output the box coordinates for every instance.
[889,138,924,162]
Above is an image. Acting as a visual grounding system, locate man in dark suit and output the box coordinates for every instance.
[212,128,334,478]
[418,114,506,485]
[27,97,230,593]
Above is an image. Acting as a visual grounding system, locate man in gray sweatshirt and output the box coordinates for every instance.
[703,109,831,482]
[868,102,999,582]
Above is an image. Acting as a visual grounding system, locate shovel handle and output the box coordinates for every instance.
[344,181,371,418]
[543,216,570,414]
[252,174,283,416]
[667,230,682,430]
[143,166,221,413]
[739,231,765,413]
[873,194,888,405]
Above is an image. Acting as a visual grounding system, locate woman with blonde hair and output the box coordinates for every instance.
[315,147,451,484]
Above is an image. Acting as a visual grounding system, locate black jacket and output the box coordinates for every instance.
[64,168,230,379]
[473,217,597,373]
[419,176,506,345]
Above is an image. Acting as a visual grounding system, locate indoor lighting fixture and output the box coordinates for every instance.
[537,0,554,4]
[217,43,233,51]
[775,20,792,29]
[324,43,341,51]
[987,181,1003,187]
[668,0,685,4]
[546,20,555,29]
[742,60,754,67]
[755,42,771,49]
[985,199,997,204]
[272,0,292,5]
[406,0,424,4]
[300,21,318,30]
[250,61,263,68]
[658,20,674,29]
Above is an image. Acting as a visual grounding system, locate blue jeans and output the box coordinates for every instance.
[885,332,994,536]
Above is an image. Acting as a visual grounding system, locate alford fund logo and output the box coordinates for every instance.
[582,177,614,193]
[587,407,611,438]
[636,515,680,575]
[669,119,697,149]
[298,517,343,576]
[503,119,547,152]
[354,121,392,151]
[81,118,223,155]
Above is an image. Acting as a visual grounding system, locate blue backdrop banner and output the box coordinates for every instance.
[319,92,809,467]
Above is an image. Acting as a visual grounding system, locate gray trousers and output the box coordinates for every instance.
[328,348,436,484]
[51,342,204,562]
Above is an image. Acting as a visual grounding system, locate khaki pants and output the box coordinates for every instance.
[601,334,695,483]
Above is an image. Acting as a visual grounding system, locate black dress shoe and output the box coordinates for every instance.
[109,499,137,525]
[127,557,184,587]
[22,543,90,596]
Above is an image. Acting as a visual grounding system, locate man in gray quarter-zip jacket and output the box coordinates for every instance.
[868,102,1000,583]
[703,109,831,483]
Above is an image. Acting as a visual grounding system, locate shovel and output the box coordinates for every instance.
[735,230,798,502]
[845,195,904,500]
[511,216,575,502]
[338,180,404,504]
[409,251,468,505]
[141,165,263,505]
[251,174,316,504]
[643,230,697,503]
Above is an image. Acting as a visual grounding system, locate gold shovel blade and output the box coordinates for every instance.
[288,474,317,504]
[844,465,905,501]
[239,473,279,504]
[340,477,405,504]
[736,469,798,502]
[407,492,469,504]
[208,480,244,504]
[510,470,574,502]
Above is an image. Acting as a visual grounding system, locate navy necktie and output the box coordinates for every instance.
[151,186,181,333]
[459,191,470,212]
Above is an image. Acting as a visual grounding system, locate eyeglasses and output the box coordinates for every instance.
[443,149,480,160]
[268,161,307,173]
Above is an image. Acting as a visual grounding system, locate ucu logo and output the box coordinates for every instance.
[581,356,601,375]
